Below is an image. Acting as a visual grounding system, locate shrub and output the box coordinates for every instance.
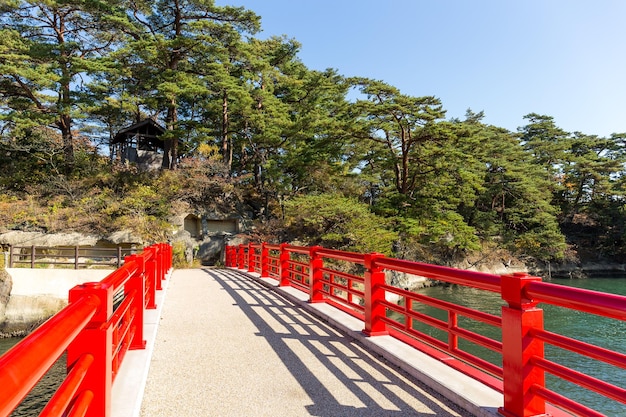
[282,193,398,255]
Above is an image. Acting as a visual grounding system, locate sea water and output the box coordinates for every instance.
[412,277,626,416]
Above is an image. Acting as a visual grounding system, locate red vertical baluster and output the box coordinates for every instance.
[448,311,458,352]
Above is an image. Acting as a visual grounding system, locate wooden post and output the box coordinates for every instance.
[117,246,122,269]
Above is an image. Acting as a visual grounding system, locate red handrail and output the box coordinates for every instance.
[227,243,626,417]
[0,243,172,417]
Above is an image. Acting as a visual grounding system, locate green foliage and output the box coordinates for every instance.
[0,0,132,171]
[171,241,189,269]
[282,194,398,255]
[1,1,624,266]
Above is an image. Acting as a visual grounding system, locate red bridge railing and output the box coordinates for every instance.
[226,242,626,417]
[0,243,172,417]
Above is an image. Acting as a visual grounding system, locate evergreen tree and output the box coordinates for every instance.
[350,78,446,197]
[467,122,566,260]
[0,0,128,172]
[119,0,260,169]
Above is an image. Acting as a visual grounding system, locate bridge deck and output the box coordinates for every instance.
[126,268,500,417]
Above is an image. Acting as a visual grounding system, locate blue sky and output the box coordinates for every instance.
[221,1,626,137]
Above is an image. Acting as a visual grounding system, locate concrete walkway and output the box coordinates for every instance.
[136,268,501,417]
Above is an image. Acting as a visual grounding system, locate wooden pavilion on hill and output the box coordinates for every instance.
[111,119,166,169]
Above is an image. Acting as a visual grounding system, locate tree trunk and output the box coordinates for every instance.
[222,91,232,172]
[58,114,74,172]
[162,101,178,170]
[162,137,172,169]
[58,18,74,173]
[170,102,178,170]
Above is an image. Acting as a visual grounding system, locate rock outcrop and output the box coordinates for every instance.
[0,268,11,334]
[0,230,143,247]
[1,295,66,337]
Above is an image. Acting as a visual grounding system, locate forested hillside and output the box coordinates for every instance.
[1,0,625,269]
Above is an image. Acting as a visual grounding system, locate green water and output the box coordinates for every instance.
[411,277,626,416]
[0,338,65,417]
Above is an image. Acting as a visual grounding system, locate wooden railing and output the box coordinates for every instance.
[7,245,137,269]
[0,243,172,417]
[226,242,626,417]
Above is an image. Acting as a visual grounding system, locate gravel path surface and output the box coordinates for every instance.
[140,268,472,417]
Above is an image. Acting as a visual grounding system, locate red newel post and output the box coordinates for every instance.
[67,282,114,417]
[163,243,172,272]
[260,243,269,278]
[144,248,157,310]
[309,246,325,303]
[499,272,545,417]
[363,253,389,336]
[237,244,245,269]
[125,254,146,350]
[224,245,232,267]
[248,242,255,273]
[279,243,291,287]
[153,245,163,291]
[229,245,236,267]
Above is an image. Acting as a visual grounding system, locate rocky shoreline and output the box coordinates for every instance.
[1,258,625,338]
[529,261,626,280]
[0,269,64,339]
[0,267,12,338]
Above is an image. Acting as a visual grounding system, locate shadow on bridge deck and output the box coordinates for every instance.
[129,268,500,417]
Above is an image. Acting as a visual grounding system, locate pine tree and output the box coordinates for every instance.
[0,0,128,172]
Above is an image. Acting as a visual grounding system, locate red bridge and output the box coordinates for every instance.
[0,242,624,416]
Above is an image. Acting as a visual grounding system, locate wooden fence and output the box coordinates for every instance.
[6,245,139,269]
